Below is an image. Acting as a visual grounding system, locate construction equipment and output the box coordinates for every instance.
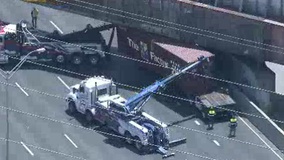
[66,55,206,155]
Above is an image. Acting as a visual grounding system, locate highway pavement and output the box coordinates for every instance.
[0,0,284,160]
[0,57,283,160]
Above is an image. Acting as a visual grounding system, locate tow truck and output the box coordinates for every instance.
[0,20,114,65]
[66,55,206,156]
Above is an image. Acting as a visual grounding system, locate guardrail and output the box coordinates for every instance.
[23,0,47,3]
[22,0,68,8]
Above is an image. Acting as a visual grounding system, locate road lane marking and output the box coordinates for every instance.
[213,140,220,146]
[0,68,7,78]
[50,21,64,34]
[249,101,284,136]
[64,134,78,148]
[57,76,70,89]
[239,116,283,160]
[15,82,29,96]
[21,142,34,156]
[194,120,200,125]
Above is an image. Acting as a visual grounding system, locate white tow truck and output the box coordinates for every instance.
[66,56,206,155]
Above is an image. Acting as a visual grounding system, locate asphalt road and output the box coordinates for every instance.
[0,56,283,160]
[0,0,284,160]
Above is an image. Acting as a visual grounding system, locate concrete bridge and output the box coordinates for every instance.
[57,0,284,65]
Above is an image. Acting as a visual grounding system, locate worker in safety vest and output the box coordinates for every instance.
[228,115,238,137]
[31,7,39,28]
[207,106,216,130]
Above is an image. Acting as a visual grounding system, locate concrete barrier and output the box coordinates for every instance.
[230,86,284,151]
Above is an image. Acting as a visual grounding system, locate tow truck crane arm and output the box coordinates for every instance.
[124,55,206,114]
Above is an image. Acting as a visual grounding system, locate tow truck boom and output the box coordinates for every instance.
[124,55,206,114]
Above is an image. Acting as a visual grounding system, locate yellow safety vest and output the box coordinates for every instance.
[208,109,215,115]
[230,118,237,123]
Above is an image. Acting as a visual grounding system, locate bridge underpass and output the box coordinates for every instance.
[54,0,284,66]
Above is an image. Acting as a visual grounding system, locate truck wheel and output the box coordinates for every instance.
[85,110,93,122]
[72,54,83,65]
[134,136,144,152]
[89,55,99,65]
[55,54,65,63]
[68,101,77,114]
[125,131,133,144]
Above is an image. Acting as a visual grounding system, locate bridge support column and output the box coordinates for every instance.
[217,53,274,114]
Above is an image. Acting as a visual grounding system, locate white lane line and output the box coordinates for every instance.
[57,76,70,89]
[50,21,64,34]
[21,142,34,156]
[64,134,78,148]
[194,120,200,125]
[0,68,7,79]
[249,101,284,136]
[213,140,220,146]
[239,116,283,160]
[15,82,29,96]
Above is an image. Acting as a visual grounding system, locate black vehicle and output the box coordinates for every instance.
[194,89,236,120]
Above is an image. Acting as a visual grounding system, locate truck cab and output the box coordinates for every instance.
[0,24,19,63]
[0,33,8,64]
[66,76,124,120]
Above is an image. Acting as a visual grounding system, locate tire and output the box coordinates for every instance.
[134,136,144,151]
[89,55,100,65]
[124,131,133,144]
[85,110,93,122]
[72,54,83,65]
[68,101,77,114]
[55,54,65,64]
